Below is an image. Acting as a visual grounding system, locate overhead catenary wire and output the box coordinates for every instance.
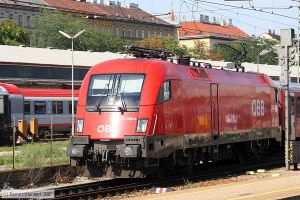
[187,0,297,20]
[180,0,297,28]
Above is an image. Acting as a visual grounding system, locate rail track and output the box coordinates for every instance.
[53,155,284,200]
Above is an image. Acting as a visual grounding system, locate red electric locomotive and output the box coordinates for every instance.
[67,54,282,177]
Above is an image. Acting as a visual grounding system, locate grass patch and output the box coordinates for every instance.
[0,141,69,170]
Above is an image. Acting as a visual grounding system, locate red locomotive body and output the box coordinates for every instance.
[68,59,281,177]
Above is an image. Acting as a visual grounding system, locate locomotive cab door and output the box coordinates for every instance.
[210,83,219,139]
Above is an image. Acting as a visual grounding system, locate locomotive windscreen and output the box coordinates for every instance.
[86,74,145,112]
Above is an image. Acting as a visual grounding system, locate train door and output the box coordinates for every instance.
[210,83,219,138]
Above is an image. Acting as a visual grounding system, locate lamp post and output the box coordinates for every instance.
[257,49,272,73]
[59,29,85,136]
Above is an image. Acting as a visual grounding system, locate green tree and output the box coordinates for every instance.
[134,36,189,56]
[32,11,124,52]
[192,41,222,60]
[0,20,30,46]
[215,37,278,65]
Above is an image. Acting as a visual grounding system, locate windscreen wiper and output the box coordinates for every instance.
[94,75,113,111]
[116,76,127,112]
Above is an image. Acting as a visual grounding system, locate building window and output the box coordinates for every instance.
[107,24,111,33]
[52,101,63,114]
[128,28,132,37]
[26,16,31,28]
[34,101,46,114]
[69,101,78,114]
[100,24,105,32]
[18,15,23,26]
[116,26,120,36]
[160,31,163,36]
[94,23,98,31]
[148,30,151,38]
[135,29,139,38]
[122,28,126,37]
[24,101,30,114]
[141,30,145,38]
[0,13,4,19]
[154,31,157,36]
[9,13,13,20]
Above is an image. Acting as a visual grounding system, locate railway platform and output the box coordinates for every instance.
[127,169,300,200]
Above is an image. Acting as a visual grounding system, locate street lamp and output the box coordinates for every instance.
[59,29,85,136]
[257,49,272,73]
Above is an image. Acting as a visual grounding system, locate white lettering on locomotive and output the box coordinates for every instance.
[252,99,265,117]
[97,125,111,133]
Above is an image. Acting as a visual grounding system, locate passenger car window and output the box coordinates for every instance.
[52,101,63,114]
[34,101,46,114]
[24,101,30,114]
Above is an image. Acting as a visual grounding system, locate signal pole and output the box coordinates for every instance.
[280,29,295,170]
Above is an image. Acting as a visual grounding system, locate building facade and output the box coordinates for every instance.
[0,0,178,41]
[0,0,49,30]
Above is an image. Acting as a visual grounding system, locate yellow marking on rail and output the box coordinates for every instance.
[144,174,300,200]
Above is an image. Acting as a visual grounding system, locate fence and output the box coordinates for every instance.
[0,116,71,171]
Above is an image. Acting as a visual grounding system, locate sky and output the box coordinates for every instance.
[119,0,299,36]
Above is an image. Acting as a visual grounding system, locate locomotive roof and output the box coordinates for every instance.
[0,83,22,95]
[20,88,80,98]
[90,58,275,87]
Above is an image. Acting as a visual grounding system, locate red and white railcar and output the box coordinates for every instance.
[0,82,79,145]
[68,59,282,177]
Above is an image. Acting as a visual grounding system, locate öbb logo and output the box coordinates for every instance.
[97,125,111,133]
[252,100,264,116]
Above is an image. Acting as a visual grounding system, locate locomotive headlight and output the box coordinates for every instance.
[136,119,148,133]
[76,119,84,133]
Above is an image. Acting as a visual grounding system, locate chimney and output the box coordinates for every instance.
[170,0,176,21]
[213,17,217,24]
[109,0,115,5]
[268,29,272,34]
[228,19,233,26]
[200,14,204,22]
[128,3,139,9]
[204,15,209,23]
[220,18,226,26]
[273,30,275,35]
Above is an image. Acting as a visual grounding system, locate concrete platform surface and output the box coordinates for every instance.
[127,170,300,200]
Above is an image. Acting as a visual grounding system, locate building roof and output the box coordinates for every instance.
[179,22,249,39]
[43,0,171,26]
[96,4,170,26]
[44,0,107,15]
[0,45,131,68]
[0,0,49,9]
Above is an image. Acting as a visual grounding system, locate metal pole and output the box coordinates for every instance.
[257,54,260,73]
[296,0,300,83]
[71,37,74,136]
[12,117,16,170]
[50,116,53,165]
[284,46,291,170]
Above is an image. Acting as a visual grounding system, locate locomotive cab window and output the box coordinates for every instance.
[52,101,63,114]
[24,101,31,114]
[34,101,46,114]
[157,81,171,104]
[86,74,145,112]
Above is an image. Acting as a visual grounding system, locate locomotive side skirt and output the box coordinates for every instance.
[68,126,281,160]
